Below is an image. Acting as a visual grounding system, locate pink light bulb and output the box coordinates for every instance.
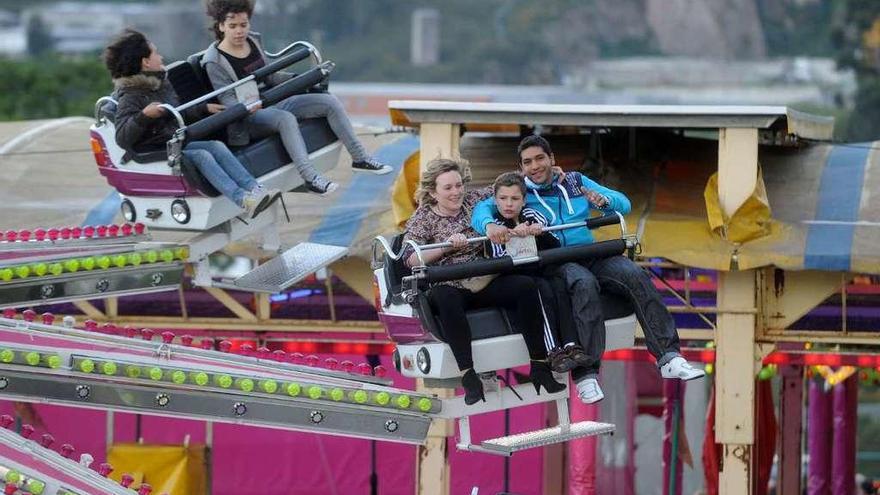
[21,310,36,322]
[60,443,75,458]
[160,331,175,344]
[340,360,355,372]
[373,365,388,378]
[200,338,214,350]
[40,312,55,325]
[98,463,113,477]
[180,335,193,346]
[39,433,54,448]
[0,415,13,428]
[141,328,154,341]
[2,308,15,319]
[20,424,34,439]
[218,340,232,353]
[272,350,286,362]
[324,357,339,370]
[305,354,320,367]
[120,474,134,488]
[84,319,98,331]
[356,363,373,376]
[289,352,304,365]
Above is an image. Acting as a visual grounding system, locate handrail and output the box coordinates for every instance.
[158,104,186,130]
[264,40,323,64]
[93,96,118,121]
[373,213,625,264]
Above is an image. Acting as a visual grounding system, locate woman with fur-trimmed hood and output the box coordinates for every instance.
[104,29,278,218]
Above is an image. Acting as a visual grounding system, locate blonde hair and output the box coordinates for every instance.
[414,158,472,207]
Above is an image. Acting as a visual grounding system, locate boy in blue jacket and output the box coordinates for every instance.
[471,135,704,397]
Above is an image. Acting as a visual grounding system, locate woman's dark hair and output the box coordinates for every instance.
[493,172,526,196]
[206,0,254,40]
[102,29,151,79]
[517,134,553,162]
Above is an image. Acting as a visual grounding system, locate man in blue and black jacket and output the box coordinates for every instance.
[471,135,704,401]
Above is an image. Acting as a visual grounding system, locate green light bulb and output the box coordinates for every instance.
[148,367,163,380]
[15,265,30,278]
[396,395,411,409]
[102,361,117,375]
[80,257,96,270]
[174,247,189,260]
[260,380,278,394]
[64,259,80,273]
[0,268,13,281]
[171,370,186,384]
[286,383,301,396]
[330,388,344,401]
[112,255,127,268]
[96,256,111,269]
[159,250,174,263]
[46,355,62,369]
[216,374,233,388]
[27,479,45,495]
[48,263,63,276]
[417,398,432,412]
[0,349,14,363]
[79,359,95,373]
[143,250,159,263]
[192,372,209,386]
[5,470,20,483]
[374,391,390,405]
[128,252,142,266]
[237,378,254,392]
[307,386,322,399]
[31,263,47,276]
[25,351,41,366]
[353,390,368,404]
[125,365,141,378]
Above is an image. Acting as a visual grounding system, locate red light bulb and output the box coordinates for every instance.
[60,227,72,240]
[373,365,388,378]
[4,231,17,242]
[18,230,31,242]
[357,363,373,376]
[84,319,98,331]
[257,346,270,358]
[290,352,304,365]
[141,328,154,341]
[20,424,34,439]
[200,338,214,350]
[34,228,46,241]
[218,340,232,353]
[240,344,254,355]
[96,225,107,237]
[60,443,75,458]
[71,226,82,238]
[2,308,15,319]
[120,474,134,488]
[22,310,36,322]
[0,415,13,428]
[272,350,286,362]
[340,360,355,372]
[123,326,137,338]
[98,463,113,477]
[40,312,55,325]
[138,483,153,495]
[324,357,339,370]
[107,224,119,237]
[100,323,117,335]
[134,223,146,235]
[161,331,175,344]
[39,433,54,448]
[180,335,193,346]
[305,354,320,367]
[47,228,60,241]
[83,226,95,238]
[5,482,17,495]
[121,224,133,236]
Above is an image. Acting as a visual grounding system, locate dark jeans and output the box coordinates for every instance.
[551,262,606,380]
[579,255,681,367]
[428,274,549,371]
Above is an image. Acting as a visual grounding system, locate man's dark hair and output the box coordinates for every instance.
[493,172,527,196]
[102,29,151,79]
[205,0,254,40]
[517,134,553,161]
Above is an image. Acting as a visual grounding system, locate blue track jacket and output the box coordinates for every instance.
[471,172,631,247]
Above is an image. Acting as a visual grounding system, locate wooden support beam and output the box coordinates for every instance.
[255,293,270,321]
[419,123,461,173]
[203,287,257,321]
[72,300,105,320]
[416,380,453,495]
[717,128,758,218]
[759,268,847,331]
[105,297,118,319]
[716,269,757,495]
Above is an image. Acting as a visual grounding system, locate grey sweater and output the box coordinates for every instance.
[201,33,292,146]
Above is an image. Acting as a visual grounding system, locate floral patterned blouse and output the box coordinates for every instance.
[402,186,492,288]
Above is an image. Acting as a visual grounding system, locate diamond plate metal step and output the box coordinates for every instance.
[479,421,615,455]
[233,242,348,292]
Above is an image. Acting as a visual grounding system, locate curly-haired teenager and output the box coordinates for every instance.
[201,0,393,195]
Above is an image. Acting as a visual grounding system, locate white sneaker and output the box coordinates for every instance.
[241,186,280,219]
[575,377,604,404]
[660,357,706,381]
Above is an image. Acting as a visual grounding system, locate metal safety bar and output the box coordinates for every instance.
[264,40,323,64]
[374,211,630,264]
[93,96,118,121]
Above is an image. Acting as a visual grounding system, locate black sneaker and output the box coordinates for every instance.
[352,158,392,175]
[305,176,339,196]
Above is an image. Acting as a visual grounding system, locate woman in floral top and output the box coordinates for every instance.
[403,158,565,405]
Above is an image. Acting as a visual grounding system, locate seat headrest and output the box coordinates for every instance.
[166,56,211,104]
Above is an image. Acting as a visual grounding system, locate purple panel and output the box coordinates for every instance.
[99,167,199,197]
[379,312,436,344]
[808,380,832,495]
[831,375,858,495]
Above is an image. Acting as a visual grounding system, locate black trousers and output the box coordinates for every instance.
[428,274,549,371]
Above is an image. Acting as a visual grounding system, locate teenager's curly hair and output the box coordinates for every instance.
[102,29,151,79]
[205,0,254,40]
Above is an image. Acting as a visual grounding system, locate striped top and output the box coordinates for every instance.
[485,207,558,258]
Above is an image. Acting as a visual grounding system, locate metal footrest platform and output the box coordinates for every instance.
[479,421,615,455]
[233,242,348,292]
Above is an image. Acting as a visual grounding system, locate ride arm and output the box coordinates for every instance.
[579,174,632,214]
[470,196,499,235]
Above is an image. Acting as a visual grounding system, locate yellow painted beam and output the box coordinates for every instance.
[105,297,118,319]
[255,293,270,321]
[331,257,375,304]
[72,300,105,320]
[419,123,460,173]
[717,128,758,218]
[204,288,257,322]
[759,268,847,331]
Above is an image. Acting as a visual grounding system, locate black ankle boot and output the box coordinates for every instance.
[529,360,566,395]
[461,368,485,405]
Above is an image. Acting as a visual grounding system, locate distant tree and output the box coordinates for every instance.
[834,0,880,141]
[26,14,53,56]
